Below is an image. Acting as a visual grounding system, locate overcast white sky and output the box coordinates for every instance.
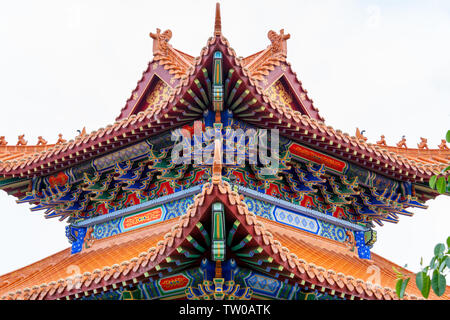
[0,0,449,277]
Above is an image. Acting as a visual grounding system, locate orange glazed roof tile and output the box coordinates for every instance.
[261,218,448,300]
[0,218,179,298]
[0,145,56,163]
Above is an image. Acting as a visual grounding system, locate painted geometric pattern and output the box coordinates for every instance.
[93,195,194,240]
[274,207,319,234]
[246,274,280,295]
[93,218,121,240]
[93,140,151,172]
[238,268,341,300]
[244,196,348,243]
[243,197,275,220]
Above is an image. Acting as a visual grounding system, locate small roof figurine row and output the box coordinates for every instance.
[0,134,67,146]
[356,128,448,150]
[380,135,448,150]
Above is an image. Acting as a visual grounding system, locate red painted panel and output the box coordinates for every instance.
[159,274,189,292]
[123,207,163,230]
[289,143,346,173]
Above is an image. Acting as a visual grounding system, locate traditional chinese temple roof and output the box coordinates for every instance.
[1,177,448,300]
[0,3,449,301]
[0,20,446,185]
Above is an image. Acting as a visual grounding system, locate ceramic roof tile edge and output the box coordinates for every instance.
[115,28,196,121]
[0,217,181,295]
[3,175,444,300]
[377,145,450,166]
[283,61,324,121]
[241,51,324,122]
[261,217,448,299]
[0,144,56,163]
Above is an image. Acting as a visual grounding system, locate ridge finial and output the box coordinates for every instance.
[268,29,290,57]
[214,2,222,36]
[149,28,172,56]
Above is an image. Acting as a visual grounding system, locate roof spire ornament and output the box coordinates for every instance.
[268,29,290,57]
[16,135,27,146]
[417,137,429,150]
[214,2,222,36]
[0,136,7,146]
[438,139,449,150]
[355,128,368,142]
[376,135,387,146]
[56,133,66,145]
[76,127,87,138]
[396,136,407,149]
[36,136,48,146]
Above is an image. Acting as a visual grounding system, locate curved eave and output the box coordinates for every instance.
[0,35,445,185]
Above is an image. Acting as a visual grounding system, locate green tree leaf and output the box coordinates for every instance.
[401,278,410,298]
[446,256,450,269]
[416,272,431,299]
[447,236,450,248]
[436,177,447,194]
[434,243,446,257]
[392,266,404,278]
[429,175,437,189]
[430,256,437,270]
[446,130,450,143]
[439,259,447,272]
[396,278,409,299]
[396,278,403,298]
[443,165,450,173]
[431,270,446,297]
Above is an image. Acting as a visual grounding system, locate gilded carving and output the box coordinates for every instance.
[266,80,293,109]
[145,80,171,108]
